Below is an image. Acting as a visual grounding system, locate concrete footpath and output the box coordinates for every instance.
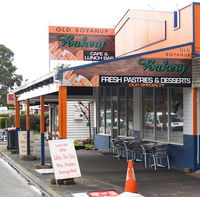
[1,140,200,197]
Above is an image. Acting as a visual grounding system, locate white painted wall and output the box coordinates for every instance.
[67,101,94,140]
[183,88,193,135]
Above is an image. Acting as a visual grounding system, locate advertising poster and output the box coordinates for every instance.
[48,139,81,180]
[7,93,15,105]
[49,26,115,70]
[18,131,36,156]
[60,56,192,87]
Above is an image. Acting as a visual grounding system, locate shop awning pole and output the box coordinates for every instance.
[58,86,67,139]
[15,96,20,152]
[26,99,30,155]
[40,96,45,165]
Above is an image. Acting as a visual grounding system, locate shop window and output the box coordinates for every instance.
[112,87,118,138]
[97,87,134,137]
[105,87,111,134]
[169,88,183,143]
[143,88,154,140]
[99,87,105,133]
[143,87,183,144]
[128,87,134,136]
[173,10,180,29]
[155,88,168,142]
[118,87,126,136]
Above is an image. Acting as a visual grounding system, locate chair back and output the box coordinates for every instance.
[155,144,168,157]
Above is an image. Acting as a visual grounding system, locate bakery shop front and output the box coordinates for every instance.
[56,42,193,171]
[14,3,200,171]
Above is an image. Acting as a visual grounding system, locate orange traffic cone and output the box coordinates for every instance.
[125,160,138,193]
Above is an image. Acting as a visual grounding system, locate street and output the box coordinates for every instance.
[0,156,42,197]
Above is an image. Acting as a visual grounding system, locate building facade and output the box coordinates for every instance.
[14,2,200,171]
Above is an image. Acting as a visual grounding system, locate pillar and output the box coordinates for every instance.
[15,96,20,152]
[193,88,197,136]
[58,86,67,139]
[40,95,45,165]
[26,99,30,155]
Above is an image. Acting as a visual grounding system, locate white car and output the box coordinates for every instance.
[145,112,183,131]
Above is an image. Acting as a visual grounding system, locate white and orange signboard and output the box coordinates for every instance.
[49,26,115,71]
[48,139,81,180]
[142,45,192,59]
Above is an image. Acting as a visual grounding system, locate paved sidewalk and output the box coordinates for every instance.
[1,140,200,197]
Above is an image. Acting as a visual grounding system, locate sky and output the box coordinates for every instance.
[0,0,198,83]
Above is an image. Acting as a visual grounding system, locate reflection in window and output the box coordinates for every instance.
[119,87,126,136]
[99,87,105,133]
[128,88,134,136]
[155,88,168,142]
[105,87,111,134]
[169,88,183,143]
[143,87,183,144]
[112,87,118,138]
[143,88,154,140]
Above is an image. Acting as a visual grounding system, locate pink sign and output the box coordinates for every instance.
[48,139,81,180]
[88,190,119,197]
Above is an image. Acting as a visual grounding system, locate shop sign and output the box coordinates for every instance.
[100,75,191,87]
[48,139,81,180]
[7,93,15,105]
[142,45,192,59]
[137,58,188,75]
[7,104,15,110]
[18,131,36,156]
[49,26,115,70]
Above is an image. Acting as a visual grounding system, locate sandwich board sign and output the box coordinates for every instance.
[48,139,81,180]
[18,131,36,156]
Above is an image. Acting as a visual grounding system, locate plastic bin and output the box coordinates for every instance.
[6,127,17,150]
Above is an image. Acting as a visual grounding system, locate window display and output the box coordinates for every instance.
[143,87,183,144]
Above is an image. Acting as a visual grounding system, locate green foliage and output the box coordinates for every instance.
[0,113,48,131]
[0,117,9,129]
[0,44,23,105]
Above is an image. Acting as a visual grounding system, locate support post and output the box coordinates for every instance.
[15,96,20,152]
[26,99,30,155]
[193,88,197,136]
[58,86,67,139]
[40,96,45,165]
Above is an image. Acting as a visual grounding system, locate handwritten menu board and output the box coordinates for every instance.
[18,131,36,156]
[48,139,81,180]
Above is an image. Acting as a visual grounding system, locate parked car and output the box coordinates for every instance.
[145,112,183,131]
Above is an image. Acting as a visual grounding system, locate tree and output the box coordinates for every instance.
[0,44,23,105]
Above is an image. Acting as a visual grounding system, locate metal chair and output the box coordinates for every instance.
[149,144,170,170]
[111,139,126,159]
[124,139,143,161]
[140,141,157,168]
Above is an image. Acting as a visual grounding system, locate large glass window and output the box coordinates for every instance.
[98,87,134,137]
[128,87,134,136]
[143,87,183,144]
[99,87,105,133]
[105,87,111,134]
[155,88,168,142]
[169,88,183,143]
[143,88,154,140]
[119,87,126,136]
